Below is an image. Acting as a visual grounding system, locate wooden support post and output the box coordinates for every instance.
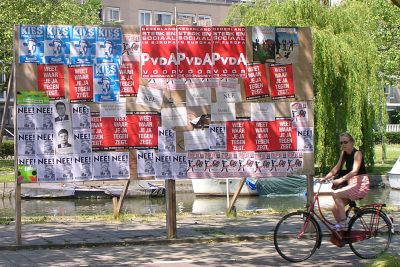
[113,180,130,219]
[306,175,314,208]
[0,65,13,145]
[15,182,21,245]
[227,178,245,215]
[112,197,118,218]
[165,179,177,239]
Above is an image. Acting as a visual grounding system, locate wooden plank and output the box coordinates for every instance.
[114,179,130,218]
[228,178,246,213]
[165,179,177,239]
[15,183,22,245]
[112,197,118,218]
[0,65,13,144]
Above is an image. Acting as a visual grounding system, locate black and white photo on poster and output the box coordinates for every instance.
[155,153,173,179]
[17,105,36,131]
[72,129,92,154]
[93,152,112,179]
[36,105,54,130]
[111,152,130,179]
[53,99,71,123]
[37,156,56,182]
[296,127,314,153]
[35,131,55,156]
[158,127,176,153]
[172,153,187,179]
[71,104,91,129]
[209,124,226,151]
[136,149,155,177]
[54,125,74,155]
[55,155,74,181]
[17,132,36,156]
[73,155,93,181]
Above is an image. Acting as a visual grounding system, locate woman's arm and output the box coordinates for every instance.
[320,151,344,182]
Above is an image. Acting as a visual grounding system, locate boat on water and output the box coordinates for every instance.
[191,178,258,196]
[388,156,400,189]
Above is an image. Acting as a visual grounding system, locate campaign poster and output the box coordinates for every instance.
[212,26,247,78]
[110,152,130,179]
[269,64,295,100]
[72,155,93,181]
[44,25,71,64]
[96,26,122,64]
[92,152,112,179]
[137,149,156,177]
[54,126,74,155]
[226,121,256,152]
[184,129,209,151]
[155,153,174,179]
[93,63,119,102]
[268,119,297,151]
[215,83,242,103]
[35,105,54,131]
[71,104,91,129]
[297,127,314,153]
[158,127,176,153]
[68,65,94,102]
[251,102,275,121]
[161,107,188,128]
[209,124,226,151]
[55,155,74,181]
[17,105,36,131]
[141,26,177,78]
[275,27,299,64]
[254,121,271,152]
[252,26,275,63]
[290,102,308,127]
[122,27,141,62]
[70,26,97,65]
[17,156,36,168]
[211,102,236,122]
[243,63,269,100]
[119,62,139,96]
[186,87,211,107]
[91,114,103,149]
[73,129,92,154]
[172,153,187,179]
[17,131,36,156]
[37,156,56,182]
[136,86,164,110]
[37,64,65,99]
[35,131,55,156]
[177,26,213,78]
[53,99,71,124]
[127,113,158,148]
[19,25,44,64]
[101,116,128,148]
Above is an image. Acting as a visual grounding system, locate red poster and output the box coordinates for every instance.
[91,114,103,149]
[243,63,269,99]
[253,121,271,152]
[127,113,159,148]
[141,26,177,78]
[177,26,213,78]
[267,119,297,151]
[226,121,256,152]
[101,117,128,148]
[212,26,247,78]
[68,66,94,102]
[119,61,139,96]
[269,64,295,99]
[37,64,65,99]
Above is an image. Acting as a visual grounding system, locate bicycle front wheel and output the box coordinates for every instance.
[348,209,392,259]
[274,211,321,262]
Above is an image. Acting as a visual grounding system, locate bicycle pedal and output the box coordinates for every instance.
[330,235,346,247]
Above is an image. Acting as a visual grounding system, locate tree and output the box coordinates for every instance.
[0,0,101,88]
[225,0,400,170]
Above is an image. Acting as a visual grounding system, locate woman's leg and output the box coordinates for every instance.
[332,190,349,222]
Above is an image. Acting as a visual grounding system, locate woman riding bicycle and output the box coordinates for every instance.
[319,132,370,230]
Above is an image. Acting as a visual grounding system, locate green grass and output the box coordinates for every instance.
[368,144,400,175]
[0,159,14,172]
[365,253,400,267]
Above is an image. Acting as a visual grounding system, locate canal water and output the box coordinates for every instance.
[0,188,399,217]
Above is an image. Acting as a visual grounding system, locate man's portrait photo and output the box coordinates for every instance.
[62,163,73,179]
[80,113,91,128]
[100,162,111,177]
[24,114,35,129]
[144,159,154,175]
[55,101,69,122]
[164,136,176,152]
[24,141,35,155]
[161,161,172,177]
[43,140,54,154]
[44,165,55,179]
[81,163,92,178]
[57,129,72,148]
[215,132,226,147]
[177,161,187,177]
[118,162,129,175]
[42,114,53,129]
[80,140,91,154]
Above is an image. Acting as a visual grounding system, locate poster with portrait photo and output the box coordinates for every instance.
[35,105,54,130]
[19,25,44,64]
[94,63,120,102]
[96,26,122,64]
[92,152,112,180]
[155,153,173,179]
[137,149,156,177]
[53,99,71,125]
[54,155,74,181]
[158,127,176,153]
[209,124,226,151]
[35,131,55,156]
[17,156,36,169]
[72,155,93,181]
[17,105,36,131]
[70,25,97,65]
[172,153,187,179]
[54,125,73,155]
[71,104,91,129]
[296,127,314,153]
[44,25,71,65]
[110,152,130,179]
[73,129,92,155]
[17,132,36,156]
[37,156,56,182]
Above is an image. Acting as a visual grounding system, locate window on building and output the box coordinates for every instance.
[139,10,152,25]
[177,13,196,25]
[384,85,396,100]
[197,15,212,26]
[104,7,120,22]
[155,12,172,25]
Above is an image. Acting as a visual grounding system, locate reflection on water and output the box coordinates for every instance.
[0,188,397,217]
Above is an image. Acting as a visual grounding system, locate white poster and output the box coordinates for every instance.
[296,127,314,153]
[37,156,56,182]
[55,155,74,181]
[35,131,55,156]
[211,103,236,122]
[158,127,176,153]
[71,104,91,129]
[155,153,174,179]
[186,87,211,106]
[35,105,54,131]
[93,152,129,180]
[173,153,187,179]
[17,105,36,131]
[209,124,226,151]
[215,84,242,103]
[251,102,275,121]
[161,107,188,128]
[184,129,209,151]
[73,155,93,181]
[17,132,36,156]
[290,102,308,127]
[72,129,92,154]
[100,101,126,117]
[136,86,164,110]
[111,152,130,179]
[136,149,156,177]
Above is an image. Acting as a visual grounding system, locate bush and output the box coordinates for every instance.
[0,141,14,159]
[374,132,400,144]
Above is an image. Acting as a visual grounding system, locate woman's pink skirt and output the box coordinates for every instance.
[335,175,370,201]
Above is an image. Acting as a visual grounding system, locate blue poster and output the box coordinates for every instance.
[93,63,119,102]
[44,25,72,65]
[19,25,45,64]
[96,26,122,64]
[70,26,97,65]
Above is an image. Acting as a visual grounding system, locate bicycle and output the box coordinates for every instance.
[273,180,394,262]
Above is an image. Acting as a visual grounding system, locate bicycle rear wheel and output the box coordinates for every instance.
[348,209,392,259]
[274,211,321,262]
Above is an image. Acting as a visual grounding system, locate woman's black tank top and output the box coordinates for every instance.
[343,148,366,175]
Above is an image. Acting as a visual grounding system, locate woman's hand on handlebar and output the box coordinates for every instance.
[315,177,331,184]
